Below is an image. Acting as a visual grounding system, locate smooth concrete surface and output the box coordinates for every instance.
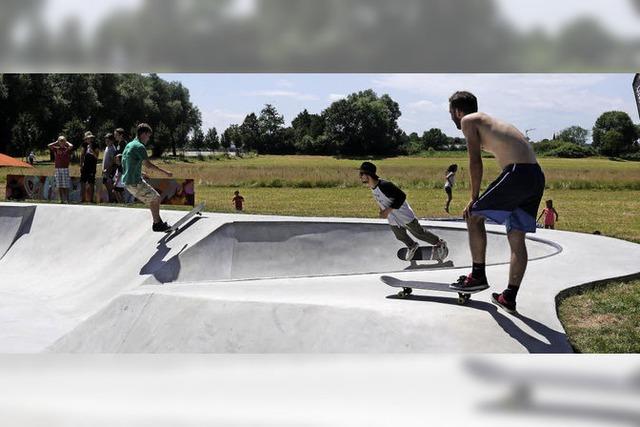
[1,202,639,353]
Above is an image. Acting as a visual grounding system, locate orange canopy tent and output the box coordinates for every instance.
[0,153,33,168]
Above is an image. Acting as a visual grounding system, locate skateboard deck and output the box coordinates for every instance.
[397,246,439,262]
[380,275,488,305]
[166,202,205,233]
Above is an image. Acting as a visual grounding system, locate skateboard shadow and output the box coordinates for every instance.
[386,294,569,353]
[403,260,455,271]
[141,241,188,282]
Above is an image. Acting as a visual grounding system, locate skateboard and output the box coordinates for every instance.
[397,246,444,262]
[380,275,488,305]
[166,202,205,233]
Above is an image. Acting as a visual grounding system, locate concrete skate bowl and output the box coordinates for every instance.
[146,221,561,284]
[0,205,36,260]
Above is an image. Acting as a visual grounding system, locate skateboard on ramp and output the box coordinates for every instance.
[166,202,205,234]
[397,246,446,262]
[380,275,488,305]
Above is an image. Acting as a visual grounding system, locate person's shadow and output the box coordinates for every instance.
[386,282,569,353]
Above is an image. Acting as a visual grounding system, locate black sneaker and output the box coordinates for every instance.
[491,292,517,314]
[449,274,490,292]
[152,221,171,232]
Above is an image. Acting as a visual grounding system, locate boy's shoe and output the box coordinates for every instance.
[405,242,419,260]
[449,274,490,292]
[432,239,449,262]
[491,292,517,314]
[152,221,171,232]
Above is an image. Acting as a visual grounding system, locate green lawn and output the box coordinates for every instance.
[2,153,640,352]
[558,279,640,353]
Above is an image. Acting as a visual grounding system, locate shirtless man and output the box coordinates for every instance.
[448,91,545,314]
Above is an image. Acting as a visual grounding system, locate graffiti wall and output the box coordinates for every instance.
[5,175,195,206]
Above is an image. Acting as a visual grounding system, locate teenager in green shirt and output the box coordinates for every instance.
[122,123,173,232]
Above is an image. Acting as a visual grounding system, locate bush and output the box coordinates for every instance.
[546,142,596,158]
[534,139,596,158]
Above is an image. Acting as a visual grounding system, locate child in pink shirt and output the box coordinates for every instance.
[537,199,559,229]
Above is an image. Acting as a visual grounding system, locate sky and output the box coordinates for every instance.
[159,73,640,142]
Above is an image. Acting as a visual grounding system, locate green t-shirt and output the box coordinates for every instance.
[121,138,148,185]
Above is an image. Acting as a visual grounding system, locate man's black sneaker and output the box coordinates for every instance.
[152,221,171,232]
[491,292,517,314]
[449,274,490,292]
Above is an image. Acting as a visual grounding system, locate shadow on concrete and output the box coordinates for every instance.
[403,260,455,271]
[0,204,36,259]
[386,294,569,353]
[140,242,188,283]
[479,401,640,425]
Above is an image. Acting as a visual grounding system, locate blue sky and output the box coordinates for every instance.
[159,73,640,142]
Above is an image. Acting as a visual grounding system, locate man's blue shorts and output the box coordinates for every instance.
[471,163,545,233]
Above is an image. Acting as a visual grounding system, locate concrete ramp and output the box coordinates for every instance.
[0,203,215,352]
[0,205,35,260]
[146,221,560,283]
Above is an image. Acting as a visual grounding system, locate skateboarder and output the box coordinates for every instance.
[359,161,448,261]
[447,91,545,314]
[122,123,173,232]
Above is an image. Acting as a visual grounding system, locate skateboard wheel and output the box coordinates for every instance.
[457,293,471,305]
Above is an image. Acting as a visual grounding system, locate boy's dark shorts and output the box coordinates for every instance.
[80,172,96,185]
[471,163,545,233]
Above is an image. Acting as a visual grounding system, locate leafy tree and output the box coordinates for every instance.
[258,104,285,153]
[557,126,589,145]
[322,89,401,156]
[599,130,627,157]
[239,113,260,152]
[592,111,637,156]
[422,128,448,150]
[204,127,219,151]
[222,125,242,151]
[10,113,41,156]
[191,127,205,151]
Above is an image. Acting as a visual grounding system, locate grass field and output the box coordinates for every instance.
[558,278,640,353]
[2,153,639,352]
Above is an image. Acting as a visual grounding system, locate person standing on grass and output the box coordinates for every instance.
[122,123,173,232]
[112,154,126,203]
[102,133,118,202]
[359,161,448,261]
[80,131,99,203]
[444,163,458,213]
[48,136,73,203]
[232,190,245,211]
[447,91,545,314]
[537,200,559,230]
[114,128,128,154]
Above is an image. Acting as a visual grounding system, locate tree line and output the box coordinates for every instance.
[2,74,639,159]
[0,73,201,158]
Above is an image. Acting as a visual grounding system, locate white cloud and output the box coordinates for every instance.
[202,109,246,132]
[407,100,445,113]
[245,90,318,101]
[328,93,346,102]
